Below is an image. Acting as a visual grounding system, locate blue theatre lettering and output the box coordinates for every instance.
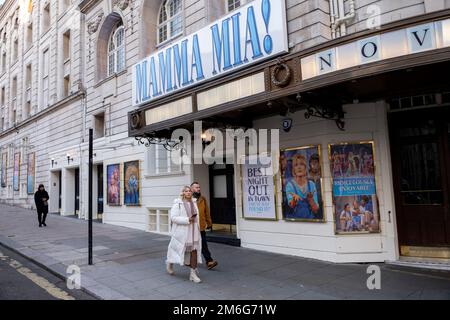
[158,48,172,94]
[231,12,243,67]
[190,34,205,83]
[243,6,263,63]
[149,56,159,97]
[133,0,286,106]
[135,61,149,104]
[261,0,273,54]
[211,18,232,75]
[173,40,189,90]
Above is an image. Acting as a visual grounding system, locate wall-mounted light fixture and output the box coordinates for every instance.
[201,129,214,146]
[66,153,74,164]
[51,158,57,167]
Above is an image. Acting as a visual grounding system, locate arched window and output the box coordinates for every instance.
[157,0,183,44]
[107,23,125,76]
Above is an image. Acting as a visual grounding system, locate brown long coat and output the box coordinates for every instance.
[196,196,212,231]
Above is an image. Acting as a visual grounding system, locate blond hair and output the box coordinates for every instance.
[180,185,192,199]
[292,154,307,168]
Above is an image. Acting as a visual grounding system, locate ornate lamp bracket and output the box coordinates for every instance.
[135,133,183,151]
[304,104,346,131]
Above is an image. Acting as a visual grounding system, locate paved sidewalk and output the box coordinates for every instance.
[1,204,450,300]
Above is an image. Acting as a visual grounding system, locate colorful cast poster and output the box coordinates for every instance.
[280,146,324,221]
[1,153,6,188]
[107,164,120,205]
[124,161,140,206]
[27,153,35,194]
[13,152,20,191]
[242,154,277,220]
[329,142,380,234]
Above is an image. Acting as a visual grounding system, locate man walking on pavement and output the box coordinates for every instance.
[34,184,49,227]
[191,182,218,270]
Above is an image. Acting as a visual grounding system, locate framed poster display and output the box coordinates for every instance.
[329,141,380,234]
[124,160,140,206]
[241,154,277,220]
[280,145,325,222]
[107,163,121,206]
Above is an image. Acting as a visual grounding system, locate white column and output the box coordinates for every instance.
[62,168,75,216]
[48,171,60,213]
[374,100,399,261]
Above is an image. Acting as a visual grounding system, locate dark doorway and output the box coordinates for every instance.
[75,168,80,215]
[389,107,450,254]
[97,164,104,220]
[208,163,240,245]
[209,163,236,225]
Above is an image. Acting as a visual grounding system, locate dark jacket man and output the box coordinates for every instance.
[34,184,49,227]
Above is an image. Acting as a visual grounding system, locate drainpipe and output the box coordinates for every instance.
[330,0,355,38]
[329,0,337,38]
[335,0,355,37]
[79,9,87,219]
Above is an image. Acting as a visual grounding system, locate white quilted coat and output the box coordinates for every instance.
[166,198,203,266]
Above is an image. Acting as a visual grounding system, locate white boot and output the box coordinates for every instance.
[189,268,201,283]
[166,263,174,275]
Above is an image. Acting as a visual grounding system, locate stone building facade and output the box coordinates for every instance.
[1,0,450,264]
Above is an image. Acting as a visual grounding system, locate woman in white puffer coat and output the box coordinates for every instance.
[166,186,203,283]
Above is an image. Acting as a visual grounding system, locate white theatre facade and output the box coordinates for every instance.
[1,0,450,264]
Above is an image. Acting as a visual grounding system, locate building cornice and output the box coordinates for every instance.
[128,9,450,137]
[131,8,450,113]
[0,0,16,22]
[0,91,84,139]
[79,0,101,14]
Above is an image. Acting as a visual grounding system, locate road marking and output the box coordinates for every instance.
[0,250,75,300]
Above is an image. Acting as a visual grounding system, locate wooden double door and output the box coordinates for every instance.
[390,108,450,249]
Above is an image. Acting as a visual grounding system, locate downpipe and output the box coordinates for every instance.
[330,0,355,38]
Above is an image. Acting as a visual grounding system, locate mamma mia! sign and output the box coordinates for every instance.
[132,0,288,107]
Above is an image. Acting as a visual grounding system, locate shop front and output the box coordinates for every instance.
[128,3,450,263]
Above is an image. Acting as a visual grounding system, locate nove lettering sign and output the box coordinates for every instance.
[132,0,288,107]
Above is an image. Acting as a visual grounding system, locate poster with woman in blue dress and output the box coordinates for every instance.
[124,160,140,206]
[280,146,324,221]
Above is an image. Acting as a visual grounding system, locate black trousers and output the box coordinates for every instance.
[200,231,213,263]
[37,211,47,225]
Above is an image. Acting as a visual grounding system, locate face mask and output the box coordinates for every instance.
[192,192,201,198]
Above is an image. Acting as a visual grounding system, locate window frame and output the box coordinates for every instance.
[226,0,248,13]
[13,38,18,62]
[157,0,184,46]
[146,144,183,177]
[26,23,33,50]
[107,23,125,77]
[63,29,71,62]
[42,48,50,107]
[42,3,51,34]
